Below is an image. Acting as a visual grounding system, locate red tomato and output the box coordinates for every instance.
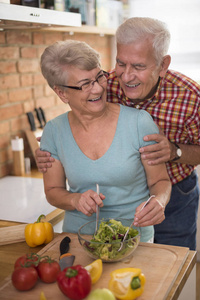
[14,253,39,269]
[12,266,38,291]
[37,259,61,283]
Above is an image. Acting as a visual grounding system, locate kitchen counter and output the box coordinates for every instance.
[0,233,197,300]
[0,236,48,282]
[0,174,65,245]
[0,176,56,224]
[0,173,198,298]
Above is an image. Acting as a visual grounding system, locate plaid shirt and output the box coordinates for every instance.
[107,69,200,185]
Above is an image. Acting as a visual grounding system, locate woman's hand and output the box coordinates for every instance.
[133,197,165,227]
[71,190,105,216]
[138,149,171,227]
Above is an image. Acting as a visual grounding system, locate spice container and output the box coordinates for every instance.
[11,136,25,176]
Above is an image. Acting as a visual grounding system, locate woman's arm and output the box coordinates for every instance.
[133,159,171,227]
[43,158,104,216]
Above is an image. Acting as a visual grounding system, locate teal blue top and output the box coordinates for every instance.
[41,105,159,242]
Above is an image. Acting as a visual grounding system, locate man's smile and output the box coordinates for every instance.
[125,83,140,88]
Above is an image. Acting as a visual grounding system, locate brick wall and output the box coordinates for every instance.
[0,29,113,178]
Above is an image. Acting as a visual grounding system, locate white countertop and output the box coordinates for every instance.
[0,176,55,223]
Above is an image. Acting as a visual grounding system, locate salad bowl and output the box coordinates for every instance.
[78,218,140,262]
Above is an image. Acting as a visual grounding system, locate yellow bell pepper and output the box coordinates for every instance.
[25,214,54,247]
[108,267,146,300]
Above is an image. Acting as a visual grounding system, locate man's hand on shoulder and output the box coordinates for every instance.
[139,132,172,165]
[35,147,55,173]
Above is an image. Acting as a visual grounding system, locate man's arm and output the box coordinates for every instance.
[139,133,200,166]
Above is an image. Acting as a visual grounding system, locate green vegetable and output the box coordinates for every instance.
[87,288,116,300]
[85,219,139,261]
[131,276,141,290]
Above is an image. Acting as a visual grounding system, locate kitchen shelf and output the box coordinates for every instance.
[0,3,81,29]
[38,25,116,36]
[0,22,116,36]
[0,3,116,36]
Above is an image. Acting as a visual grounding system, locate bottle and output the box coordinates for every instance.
[11,136,25,176]
[24,157,31,174]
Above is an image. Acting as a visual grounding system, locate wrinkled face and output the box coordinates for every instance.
[115,39,164,102]
[59,66,108,116]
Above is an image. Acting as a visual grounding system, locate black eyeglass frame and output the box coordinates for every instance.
[57,70,109,91]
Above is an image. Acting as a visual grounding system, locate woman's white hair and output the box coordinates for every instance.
[116,17,171,65]
[40,40,101,89]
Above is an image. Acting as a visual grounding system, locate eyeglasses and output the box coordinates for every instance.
[57,70,109,92]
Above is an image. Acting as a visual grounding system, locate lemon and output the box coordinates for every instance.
[85,259,103,284]
[40,291,47,300]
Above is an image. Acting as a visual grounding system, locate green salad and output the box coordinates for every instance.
[84,219,140,261]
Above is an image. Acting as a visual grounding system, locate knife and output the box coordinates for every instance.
[25,111,43,165]
[59,236,75,270]
[39,107,47,125]
[26,112,36,131]
[35,108,44,128]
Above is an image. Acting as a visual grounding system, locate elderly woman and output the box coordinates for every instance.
[40,40,171,242]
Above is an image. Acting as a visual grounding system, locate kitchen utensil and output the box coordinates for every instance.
[59,236,75,270]
[78,218,140,262]
[25,110,44,163]
[118,195,155,251]
[60,236,71,254]
[139,194,155,211]
[0,224,27,246]
[39,107,47,125]
[26,112,36,131]
[35,108,45,128]
[95,183,100,235]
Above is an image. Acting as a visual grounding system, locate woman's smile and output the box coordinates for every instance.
[88,96,101,102]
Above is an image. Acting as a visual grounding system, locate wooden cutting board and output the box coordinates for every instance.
[0,233,189,300]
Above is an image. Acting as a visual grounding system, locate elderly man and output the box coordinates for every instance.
[35,17,200,250]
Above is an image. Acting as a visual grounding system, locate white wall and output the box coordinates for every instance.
[128,0,200,82]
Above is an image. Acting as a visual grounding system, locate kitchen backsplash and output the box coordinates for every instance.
[0,29,113,178]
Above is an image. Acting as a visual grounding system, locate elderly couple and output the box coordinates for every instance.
[36,17,200,250]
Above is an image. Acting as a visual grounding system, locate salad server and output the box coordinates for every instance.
[118,195,155,251]
[95,183,100,235]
